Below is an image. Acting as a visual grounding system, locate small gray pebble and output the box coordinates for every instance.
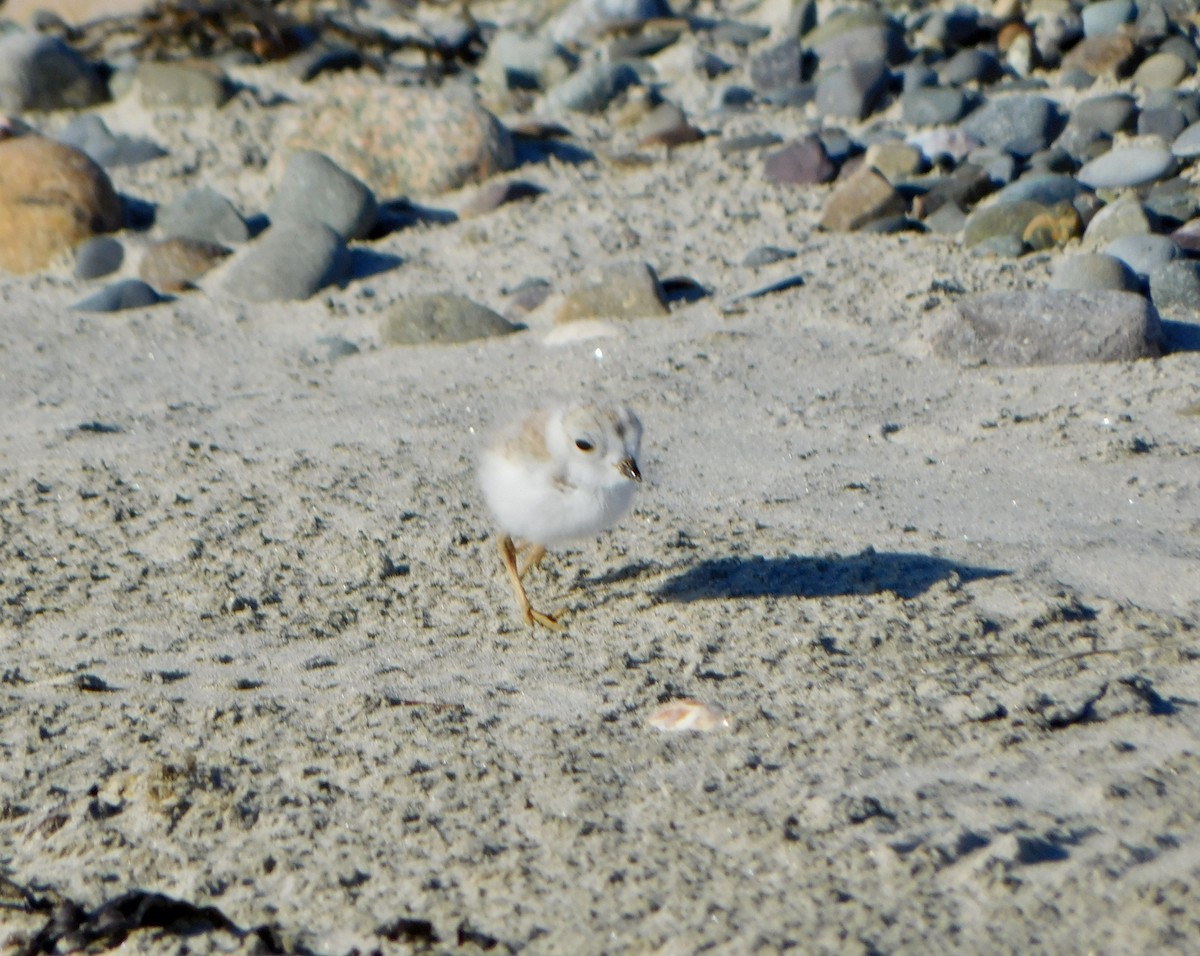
[74,236,125,280]
[1104,234,1180,276]
[73,279,163,312]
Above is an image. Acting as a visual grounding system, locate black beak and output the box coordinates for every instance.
[618,456,642,482]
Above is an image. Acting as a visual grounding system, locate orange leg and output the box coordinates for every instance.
[497,535,562,630]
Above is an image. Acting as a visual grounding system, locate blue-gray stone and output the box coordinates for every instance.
[1104,234,1180,276]
[1081,0,1135,37]
[936,49,1002,86]
[268,150,377,241]
[1149,259,1200,313]
[74,236,125,280]
[1070,93,1137,134]
[816,60,889,120]
[56,115,167,168]
[1078,146,1176,189]
[543,61,639,113]
[991,173,1086,207]
[219,221,351,302]
[960,96,1064,155]
[1171,122,1200,158]
[902,87,969,126]
[158,187,251,245]
[1049,253,1138,292]
[0,33,106,111]
[73,279,163,312]
[1138,107,1187,142]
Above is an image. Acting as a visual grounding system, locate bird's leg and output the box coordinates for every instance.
[518,544,546,580]
[498,535,562,630]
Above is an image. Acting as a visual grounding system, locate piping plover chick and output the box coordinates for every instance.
[479,403,643,629]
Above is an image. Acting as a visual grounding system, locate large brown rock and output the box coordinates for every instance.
[0,134,121,274]
[283,79,514,198]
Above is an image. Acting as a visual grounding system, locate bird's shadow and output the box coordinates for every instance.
[651,549,1010,602]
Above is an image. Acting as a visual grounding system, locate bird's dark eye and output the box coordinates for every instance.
[575,439,594,452]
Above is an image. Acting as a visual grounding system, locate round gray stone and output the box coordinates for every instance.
[219,221,351,302]
[1149,260,1200,313]
[74,236,125,280]
[72,279,163,313]
[159,187,251,245]
[960,95,1064,155]
[1081,0,1135,37]
[269,150,377,241]
[1171,122,1200,158]
[1048,253,1138,292]
[383,293,518,345]
[990,173,1086,207]
[1104,234,1180,276]
[1077,146,1176,189]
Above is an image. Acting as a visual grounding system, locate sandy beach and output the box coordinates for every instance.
[2,0,1200,952]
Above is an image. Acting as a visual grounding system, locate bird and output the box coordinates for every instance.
[478,402,643,628]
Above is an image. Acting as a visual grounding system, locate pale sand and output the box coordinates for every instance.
[2,52,1199,955]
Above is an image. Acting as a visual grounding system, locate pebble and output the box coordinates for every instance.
[932,290,1163,365]
[749,39,808,96]
[960,96,1064,157]
[219,221,351,302]
[1061,35,1136,78]
[284,79,515,197]
[548,0,672,45]
[963,200,1048,251]
[742,246,797,268]
[808,10,904,69]
[762,135,835,186]
[55,115,167,168]
[136,60,232,109]
[912,163,993,220]
[1103,234,1180,276]
[139,238,231,292]
[1083,194,1151,245]
[0,33,106,112]
[158,187,250,245]
[0,134,121,274]
[479,31,570,96]
[1048,253,1138,292]
[902,87,970,127]
[1133,51,1189,90]
[1171,218,1200,252]
[459,180,545,219]
[555,262,669,322]
[1170,122,1200,158]
[815,60,889,121]
[819,166,906,232]
[74,236,125,280]
[382,293,518,345]
[1081,0,1135,37]
[1148,260,1200,315]
[1070,93,1137,135]
[1137,107,1187,143]
[268,150,377,241]
[72,279,163,313]
[1143,178,1199,226]
[936,49,1002,87]
[989,173,1085,208]
[863,141,923,182]
[1077,146,1176,190]
[543,61,640,114]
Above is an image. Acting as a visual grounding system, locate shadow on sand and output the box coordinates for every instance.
[653,549,1010,602]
